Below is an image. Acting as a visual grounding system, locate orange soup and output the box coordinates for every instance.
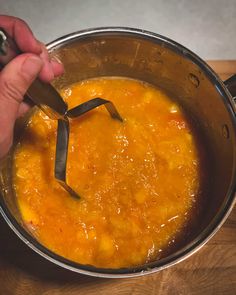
[14,78,203,268]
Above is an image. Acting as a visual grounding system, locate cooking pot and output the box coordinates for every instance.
[0,27,235,278]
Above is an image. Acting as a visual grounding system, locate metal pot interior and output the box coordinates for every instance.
[0,28,235,277]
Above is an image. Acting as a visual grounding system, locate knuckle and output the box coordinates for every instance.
[14,17,28,28]
[0,78,24,103]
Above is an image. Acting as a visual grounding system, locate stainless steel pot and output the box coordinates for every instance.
[0,27,236,278]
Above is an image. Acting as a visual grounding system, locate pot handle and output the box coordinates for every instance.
[224,74,236,100]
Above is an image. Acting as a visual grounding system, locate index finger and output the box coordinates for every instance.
[0,15,42,54]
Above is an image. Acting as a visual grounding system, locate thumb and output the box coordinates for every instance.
[0,54,43,158]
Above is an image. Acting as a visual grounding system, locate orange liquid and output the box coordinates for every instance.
[14,78,201,268]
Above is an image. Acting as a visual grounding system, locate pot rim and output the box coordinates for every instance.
[1,26,236,278]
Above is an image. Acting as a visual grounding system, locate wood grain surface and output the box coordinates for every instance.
[0,61,235,295]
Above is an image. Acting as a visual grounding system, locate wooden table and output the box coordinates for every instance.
[0,61,235,295]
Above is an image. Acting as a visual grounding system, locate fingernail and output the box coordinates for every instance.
[45,61,55,81]
[51,56,63,64]
[22,56,43,80]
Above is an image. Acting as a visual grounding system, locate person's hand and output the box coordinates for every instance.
[0,15,64,159]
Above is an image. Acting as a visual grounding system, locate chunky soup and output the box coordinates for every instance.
[14,78,203,268]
